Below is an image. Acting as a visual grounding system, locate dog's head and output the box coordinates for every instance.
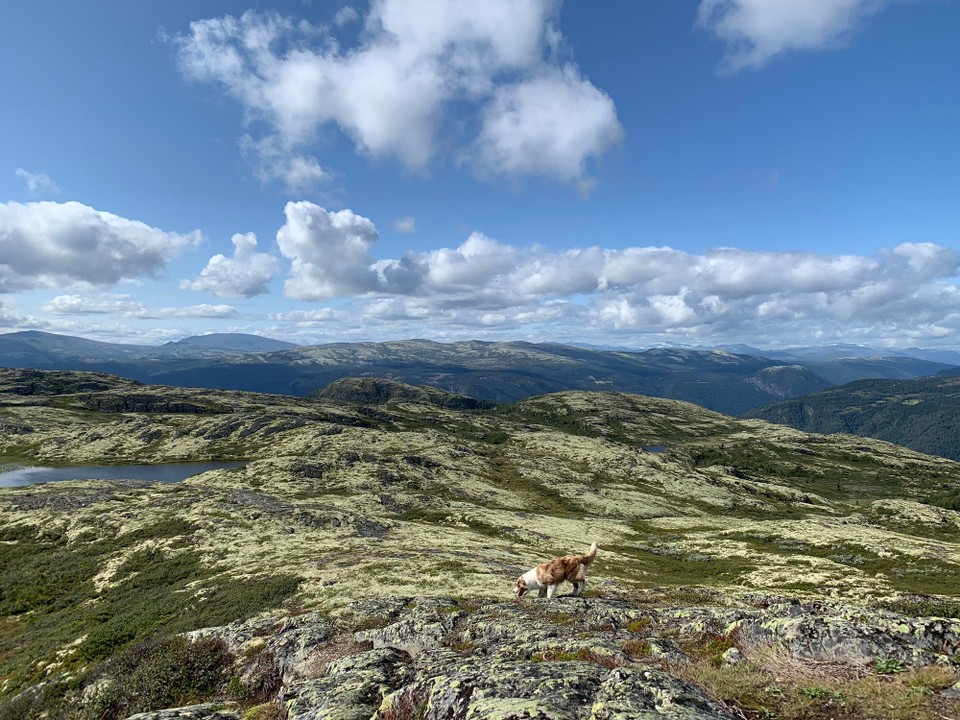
[513,576,528,597]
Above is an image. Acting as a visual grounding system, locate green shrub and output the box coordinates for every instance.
[0,520,300,696]
[876,596,960,619]
[85,635,232,720]
[875,657,905,674]
[923,489,960,511]
[0,680,73,720]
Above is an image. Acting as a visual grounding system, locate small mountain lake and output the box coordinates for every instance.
[0,461,247,488]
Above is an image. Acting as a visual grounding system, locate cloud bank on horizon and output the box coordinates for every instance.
[3,197,958,348]
[2,0,957,350]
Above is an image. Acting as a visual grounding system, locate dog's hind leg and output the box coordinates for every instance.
[573,580,585,596]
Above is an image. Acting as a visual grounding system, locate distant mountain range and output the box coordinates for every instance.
[0,330,294,361]
[0,331,955,417]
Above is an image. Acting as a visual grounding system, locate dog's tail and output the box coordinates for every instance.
[581,542,598,566]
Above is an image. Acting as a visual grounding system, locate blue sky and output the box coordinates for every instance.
[1,0,958,348]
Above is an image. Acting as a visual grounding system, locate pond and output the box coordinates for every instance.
[0,461,247,488]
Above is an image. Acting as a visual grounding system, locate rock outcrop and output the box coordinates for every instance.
[150,594,960,720]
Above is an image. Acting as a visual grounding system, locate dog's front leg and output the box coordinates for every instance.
[546,584,558,599]
[538,587,547,598]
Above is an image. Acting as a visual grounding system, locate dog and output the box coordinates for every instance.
[513,542,598,599]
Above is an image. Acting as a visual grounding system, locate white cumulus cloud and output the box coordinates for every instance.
[240,135,329,192]
[172,1,622,188]
[276,201,382,300]
[472,65,623,186]
[181,232,279,298]
[0,201,201,292]
[332,6,359,27]
[0,298,40,329]
[423,233,517,290]
[697,0,889,71]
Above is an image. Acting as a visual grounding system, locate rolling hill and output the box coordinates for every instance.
[744,371,960,461]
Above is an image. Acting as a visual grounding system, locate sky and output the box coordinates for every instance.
[1,0,958,350]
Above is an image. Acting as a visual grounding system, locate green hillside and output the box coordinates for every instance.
[744,372,960,461]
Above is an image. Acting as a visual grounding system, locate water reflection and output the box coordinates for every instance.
[0,461,247,487]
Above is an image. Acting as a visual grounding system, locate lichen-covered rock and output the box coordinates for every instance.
[737,602,960,666]
[19,592,955,720]
[353,597,738,720]
[373,660,735,720]
[387,659,605,720]
[123,703,240,720]
[590,667,736,719]
[720,647,745,665]
[141,594,960,720]
[356,596,460,657]
[282,647,414,720]
[188,612,335,684]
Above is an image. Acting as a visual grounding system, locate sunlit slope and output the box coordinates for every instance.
[1,370,956,609]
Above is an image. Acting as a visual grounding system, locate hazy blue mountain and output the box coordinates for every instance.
[903,347,960,365]
[157,333,297,354]
[796,356,957,385]
[0,331,147,364]
[0,330,293,364]
[717,342,960,367]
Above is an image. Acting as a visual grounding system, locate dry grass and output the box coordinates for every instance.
[622,638,652,659]
[303,635,375,678]
[674,645,959,720]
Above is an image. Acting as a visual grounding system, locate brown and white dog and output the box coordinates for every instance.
[513,543,598,599]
